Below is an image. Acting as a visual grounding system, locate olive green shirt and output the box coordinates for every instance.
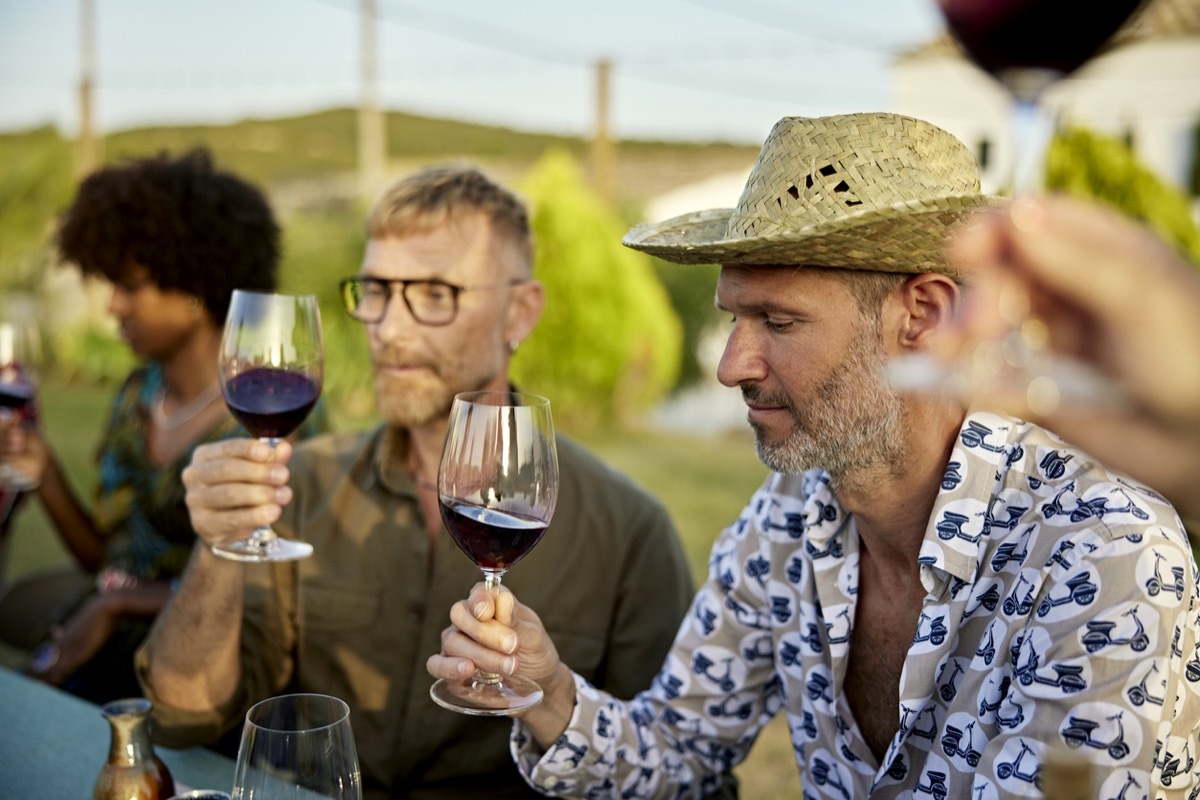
[140,425,695,799]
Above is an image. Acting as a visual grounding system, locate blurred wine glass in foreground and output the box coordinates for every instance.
[0,296,42,491]
[231,693,361,800]
[430,391,559,716]
[888,0,1148,415]
[216,290,323,562]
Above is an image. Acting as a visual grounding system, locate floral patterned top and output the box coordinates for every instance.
[514,411,1200,799]
[96,362,325,582]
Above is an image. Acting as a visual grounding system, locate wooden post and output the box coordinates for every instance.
[358,0,386,201]
[592,58,616,206]
[76,0,99,179]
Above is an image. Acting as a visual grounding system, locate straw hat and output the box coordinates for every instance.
[622,112,1000,276]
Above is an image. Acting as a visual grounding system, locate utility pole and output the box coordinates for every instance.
[592,58,615,206]
[358,0,386,202]
[77,0,99,178]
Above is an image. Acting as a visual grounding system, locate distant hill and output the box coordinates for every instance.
[0,106,758,283]
[13,106,758,206]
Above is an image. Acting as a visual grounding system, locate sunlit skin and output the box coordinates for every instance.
[360,212,536,431]
[714,265,908,491]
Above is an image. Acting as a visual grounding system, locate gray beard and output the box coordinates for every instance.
[750,328,906,487]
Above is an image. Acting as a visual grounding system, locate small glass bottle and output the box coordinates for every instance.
[94,698,176,800]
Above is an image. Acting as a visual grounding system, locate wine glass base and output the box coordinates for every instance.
[212,536,313,563]
[430,675,543,716]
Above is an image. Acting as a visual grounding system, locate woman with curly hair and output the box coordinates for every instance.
[0,148,322,701]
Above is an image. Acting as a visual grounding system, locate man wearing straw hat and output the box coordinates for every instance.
[429,112,1200,797]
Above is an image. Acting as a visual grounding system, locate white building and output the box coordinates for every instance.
[891,0,1200,197]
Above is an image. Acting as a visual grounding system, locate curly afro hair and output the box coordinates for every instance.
[55,148,280,323]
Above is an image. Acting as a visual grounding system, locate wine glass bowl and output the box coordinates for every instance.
[0,297,42,491]
[431,390,559,716]
[231,693,361,800]
[216,290,323,562]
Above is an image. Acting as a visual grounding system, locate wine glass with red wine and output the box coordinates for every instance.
[0,297,42,491]
[430,391,559,715]
[888,0,1149,412]
[216,290,323,562]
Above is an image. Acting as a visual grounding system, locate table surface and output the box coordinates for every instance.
[0,665,235,796]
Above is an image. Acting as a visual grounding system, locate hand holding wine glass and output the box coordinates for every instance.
[431,391,558,716]
[216,290,323,562]
[889,0,1150,412]
[231,693,362,800]
[0,298,43,492]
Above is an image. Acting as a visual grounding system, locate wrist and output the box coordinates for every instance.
[526,663,576,749]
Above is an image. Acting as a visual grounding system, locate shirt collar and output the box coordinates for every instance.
[918,410,1028,587]
[372,424,420,496]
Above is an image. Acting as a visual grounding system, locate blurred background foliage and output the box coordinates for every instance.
[514,149,682,428]
[0,110,758,432]
[1,111,1198,433]
[1048,125,1200,266]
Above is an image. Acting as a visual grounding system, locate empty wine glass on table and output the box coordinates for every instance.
[888,0,1150,414]
[430,391,559,716]
[231,693,361,800]
[0,297,42,492]
[217,290,323,562]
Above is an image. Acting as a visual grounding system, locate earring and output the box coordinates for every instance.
[188,296,203,315]
[508,340,520,354]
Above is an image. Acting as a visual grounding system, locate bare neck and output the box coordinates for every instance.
[836,398,965,573]
[160,324,222,401]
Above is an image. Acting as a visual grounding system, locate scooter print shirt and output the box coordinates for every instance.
[513,411,1200,799]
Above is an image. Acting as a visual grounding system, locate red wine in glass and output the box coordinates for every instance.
[0,312,42,491]
[0,375,35,411]
[440,501,549,573]
[223,367,320,440]
[216,290,323,562]
[431,390,559,716]
[938,0,1147,83]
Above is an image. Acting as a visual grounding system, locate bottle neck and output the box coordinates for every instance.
[108,716,155,767]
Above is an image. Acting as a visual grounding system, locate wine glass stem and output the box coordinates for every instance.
[471,571,507,687]
[246,437,283,547]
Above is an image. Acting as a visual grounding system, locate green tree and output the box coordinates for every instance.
[1046,125,1200,267]
[513,150,683,428]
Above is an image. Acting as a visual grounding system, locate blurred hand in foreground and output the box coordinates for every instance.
[942,194,1200,519]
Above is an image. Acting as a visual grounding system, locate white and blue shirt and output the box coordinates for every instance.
[514,411,1200,799]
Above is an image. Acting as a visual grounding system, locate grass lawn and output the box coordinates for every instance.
[3,377,798,795]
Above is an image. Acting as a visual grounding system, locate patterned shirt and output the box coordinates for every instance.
[97,362,325,581]
[514,411,1200,799]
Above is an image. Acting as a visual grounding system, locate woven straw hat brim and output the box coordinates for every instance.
[623,194,1002,275]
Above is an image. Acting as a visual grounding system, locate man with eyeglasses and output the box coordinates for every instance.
[135,165,713,800]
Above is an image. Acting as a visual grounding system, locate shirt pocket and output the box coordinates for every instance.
[300,581,381,631]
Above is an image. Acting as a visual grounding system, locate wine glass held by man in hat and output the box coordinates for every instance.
[935,193,1200,524]
[135,165,711,800]
[0,149,324,702]
[429,113,1200,798]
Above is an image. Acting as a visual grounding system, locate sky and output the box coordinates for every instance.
[0,0,944,145]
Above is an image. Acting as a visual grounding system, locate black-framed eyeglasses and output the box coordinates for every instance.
[339,276,526,326]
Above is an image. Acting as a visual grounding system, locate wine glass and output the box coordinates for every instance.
[888,0,1149,414]
[216,290,323,562]
[0,296,42,491]
[430,391,559,716]
[231,693,361,800]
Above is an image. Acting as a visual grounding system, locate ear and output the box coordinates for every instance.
[505,280,544,345]
[892,273,962,352]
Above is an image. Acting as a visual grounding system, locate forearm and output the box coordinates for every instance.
[140,542,245,712]
[36,453,105,570]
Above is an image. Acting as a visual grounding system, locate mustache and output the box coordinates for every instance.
[741,384,793,411]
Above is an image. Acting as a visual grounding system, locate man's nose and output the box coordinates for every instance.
[716,324,766,388]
